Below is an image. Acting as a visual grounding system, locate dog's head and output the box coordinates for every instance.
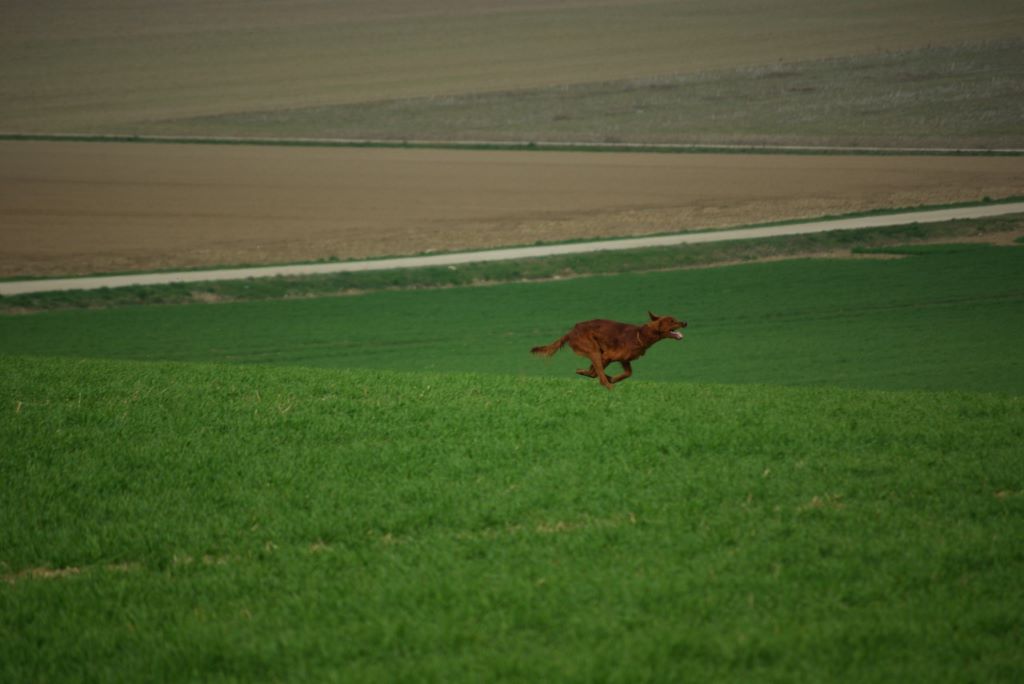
[648,311,687,340]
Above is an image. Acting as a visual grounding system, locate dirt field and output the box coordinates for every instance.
[2,140,1023,278]
[3,0,1021,135]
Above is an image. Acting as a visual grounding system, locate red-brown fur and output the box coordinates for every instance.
[531,311,687,389]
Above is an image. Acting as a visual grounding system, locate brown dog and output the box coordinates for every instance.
[531,311,687,389]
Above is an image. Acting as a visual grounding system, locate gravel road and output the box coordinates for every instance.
[2,202,1022,296]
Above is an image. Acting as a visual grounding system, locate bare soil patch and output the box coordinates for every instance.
[3,566,81,584]
[1,140,1022,278]
[4,0,1020,134]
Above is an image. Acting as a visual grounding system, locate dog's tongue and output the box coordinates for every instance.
[670,331,684,340]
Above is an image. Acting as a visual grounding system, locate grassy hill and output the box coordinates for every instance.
[3,240,1024,680]
[2,356,1022,681]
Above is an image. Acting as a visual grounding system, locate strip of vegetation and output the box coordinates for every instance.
[2,133,1021,157]
[2,214,1021,314]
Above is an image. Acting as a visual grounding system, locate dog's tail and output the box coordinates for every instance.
[531,333,570,358]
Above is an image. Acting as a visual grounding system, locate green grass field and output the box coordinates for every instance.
[3,241,1024,680]
[2,358,1022,681]
[2,240,1022,394]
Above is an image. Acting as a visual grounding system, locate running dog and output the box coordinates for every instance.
[531,312,687,389]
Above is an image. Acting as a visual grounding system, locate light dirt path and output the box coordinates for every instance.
[2,202,1021,296]
[5,141,1024,278]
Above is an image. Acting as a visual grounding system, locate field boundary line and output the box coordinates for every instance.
[3,202,1023,296]
[2,133,1023,157]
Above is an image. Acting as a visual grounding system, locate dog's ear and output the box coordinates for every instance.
[648,311,659,321]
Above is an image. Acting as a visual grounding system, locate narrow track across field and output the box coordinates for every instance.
[2,202,1022,296]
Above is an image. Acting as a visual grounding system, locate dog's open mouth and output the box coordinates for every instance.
[669,331,684,340]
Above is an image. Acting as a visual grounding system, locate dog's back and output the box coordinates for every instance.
[567,319,642,357]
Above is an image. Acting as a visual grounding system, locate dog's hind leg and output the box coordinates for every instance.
[609,361,633,384]
[587,354,614,389]
[576,363,598,378]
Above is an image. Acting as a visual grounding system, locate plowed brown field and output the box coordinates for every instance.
[5,0,1021,135]
[2,140,1022,277]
